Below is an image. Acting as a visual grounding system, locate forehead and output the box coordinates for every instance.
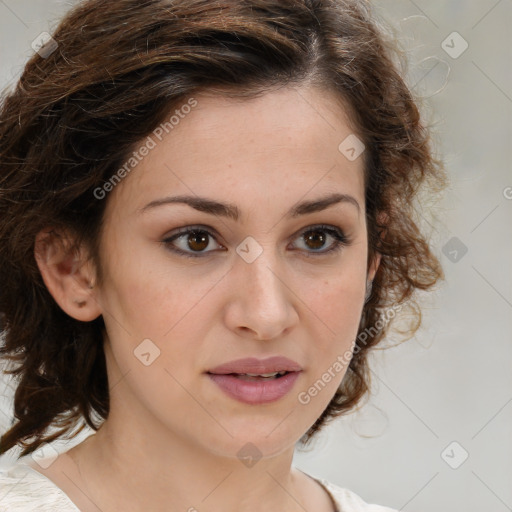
[106,85,365,219]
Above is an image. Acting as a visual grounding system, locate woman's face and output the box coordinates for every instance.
[93,85,379,459]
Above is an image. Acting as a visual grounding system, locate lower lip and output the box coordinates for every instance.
[207,372,301,404]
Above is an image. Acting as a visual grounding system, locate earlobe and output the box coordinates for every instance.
[34,228,102,322]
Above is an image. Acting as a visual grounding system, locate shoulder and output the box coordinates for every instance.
[0,460,80,512]
[301,469,399,512]
[323,479,399,511]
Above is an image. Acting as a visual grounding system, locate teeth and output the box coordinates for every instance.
[240,371,286,377]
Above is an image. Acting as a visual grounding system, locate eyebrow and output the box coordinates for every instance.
[137,192,361,220]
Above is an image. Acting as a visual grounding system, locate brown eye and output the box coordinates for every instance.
[185,231,210,252]
[163,227,223,258]
[291,225,349,256]
[303,229,328,250]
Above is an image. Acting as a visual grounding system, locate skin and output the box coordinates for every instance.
[34,84,381,512]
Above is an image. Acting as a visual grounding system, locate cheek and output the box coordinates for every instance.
[308,273,365,339]
[98,235,187,333]
[100,252,221,378]
[296,278,364,412]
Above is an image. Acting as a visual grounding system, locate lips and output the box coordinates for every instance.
[207,356,303,376]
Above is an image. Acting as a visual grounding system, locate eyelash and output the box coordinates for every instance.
[162,224,350,259]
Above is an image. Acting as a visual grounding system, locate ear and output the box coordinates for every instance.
[367,211,388,281]
[34,227,102,322]
[368,251,382,282]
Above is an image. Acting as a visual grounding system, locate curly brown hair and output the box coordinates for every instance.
[0,0,446,458]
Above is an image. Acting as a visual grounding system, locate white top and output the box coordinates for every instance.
[0,460,399,511]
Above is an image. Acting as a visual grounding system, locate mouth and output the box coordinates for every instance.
[206,356,303,376]
[207,370,291,381]
[205,356,303,404]
[206,370,302,404]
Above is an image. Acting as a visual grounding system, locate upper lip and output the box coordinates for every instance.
[207,356,302,375]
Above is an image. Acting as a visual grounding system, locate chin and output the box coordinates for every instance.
[200,418,303,461]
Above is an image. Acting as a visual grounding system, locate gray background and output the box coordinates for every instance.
[0,1,511,511]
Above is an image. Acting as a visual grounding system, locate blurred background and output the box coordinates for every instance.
[0,1,511,511]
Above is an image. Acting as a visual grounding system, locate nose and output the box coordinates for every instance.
[223,243,299,340]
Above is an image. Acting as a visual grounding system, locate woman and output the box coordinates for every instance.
[0,0,446,510]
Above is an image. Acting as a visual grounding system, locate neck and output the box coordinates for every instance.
[70,419,312,512]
